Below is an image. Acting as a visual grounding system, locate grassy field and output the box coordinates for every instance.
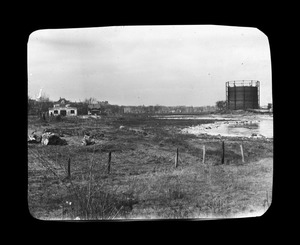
[27,114,273,220]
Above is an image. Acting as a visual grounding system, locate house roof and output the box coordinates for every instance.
[57,97,70,103]
[52,97,77,108]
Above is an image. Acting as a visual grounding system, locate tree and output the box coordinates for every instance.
[216,100,227,111]
[28,95,32,111]
[84,97,97,105]
[38,92,50,102]
[154,104,162,113]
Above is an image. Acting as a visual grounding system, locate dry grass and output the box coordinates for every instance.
[28,115,273,220]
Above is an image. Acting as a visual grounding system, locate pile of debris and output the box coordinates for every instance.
[81,132,95,146]
[41,131,67,145]
[28,130,99,146]
[28,131,41,144]
[28,130,67,145]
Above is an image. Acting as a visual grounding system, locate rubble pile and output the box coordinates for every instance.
[41,132,67,145]
[81,133,95,146]
[28,130,99,146]
[28,130,67,145]
[28,131,41,144]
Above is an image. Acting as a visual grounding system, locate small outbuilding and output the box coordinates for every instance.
[49,98,77,117]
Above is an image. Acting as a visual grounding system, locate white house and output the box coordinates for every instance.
[49,98,77,117]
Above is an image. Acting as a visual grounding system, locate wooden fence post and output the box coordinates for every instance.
[68,157,71,178]
[175,148,178,168]
[202,145,206,164]
[107,151,112,174]
[221,141,225,164]
[240,144,245,163]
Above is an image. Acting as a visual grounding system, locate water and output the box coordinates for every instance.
[211,119,273,138]
[153,115,236,121]
[159,114,273,138]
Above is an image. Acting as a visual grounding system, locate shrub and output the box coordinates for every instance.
[71,186,136,219]
[55,115,62,122]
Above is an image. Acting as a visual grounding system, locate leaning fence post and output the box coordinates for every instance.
[240,144,245,163]
[202,145,206,164]
[68,157,71,178]
[175,148,179,168]
[107,151,112,174]
[221,141,225,164]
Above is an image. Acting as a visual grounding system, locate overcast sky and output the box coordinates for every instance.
[28,25,272,106]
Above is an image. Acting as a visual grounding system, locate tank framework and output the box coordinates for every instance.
[226,80,260,110]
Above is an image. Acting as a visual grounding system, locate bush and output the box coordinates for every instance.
[55,115,62,122]
[216,100,227,111]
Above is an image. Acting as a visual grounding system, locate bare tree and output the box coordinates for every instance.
[38,92,50,102]
[84,97,98,105]
[28,95,35,113]
[216,100,227,111]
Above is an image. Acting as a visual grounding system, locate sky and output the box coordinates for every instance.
[27,25,272,106]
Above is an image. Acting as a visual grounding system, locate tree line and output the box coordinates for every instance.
[28,94,227,116]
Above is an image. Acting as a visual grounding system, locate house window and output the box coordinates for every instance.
[70,110,75,114]
[54,110,58,114]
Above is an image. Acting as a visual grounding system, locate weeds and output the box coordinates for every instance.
[28,114,273,219]
[207,197,231,217]
[28,147,137,220]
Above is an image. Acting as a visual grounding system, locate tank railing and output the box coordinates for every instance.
[226,80,259,87]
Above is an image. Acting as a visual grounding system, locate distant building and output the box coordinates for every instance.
[88,101,110,115]
[193,107,203,113]
[226,80,260,110]
[185,106,194,113]
[88,103,101,115]
[124,107,133,113]
[201,105,216,112]
[123,106,145,114]
[48,98,77,116]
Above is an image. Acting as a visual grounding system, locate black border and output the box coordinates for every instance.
[18,17,281,232]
